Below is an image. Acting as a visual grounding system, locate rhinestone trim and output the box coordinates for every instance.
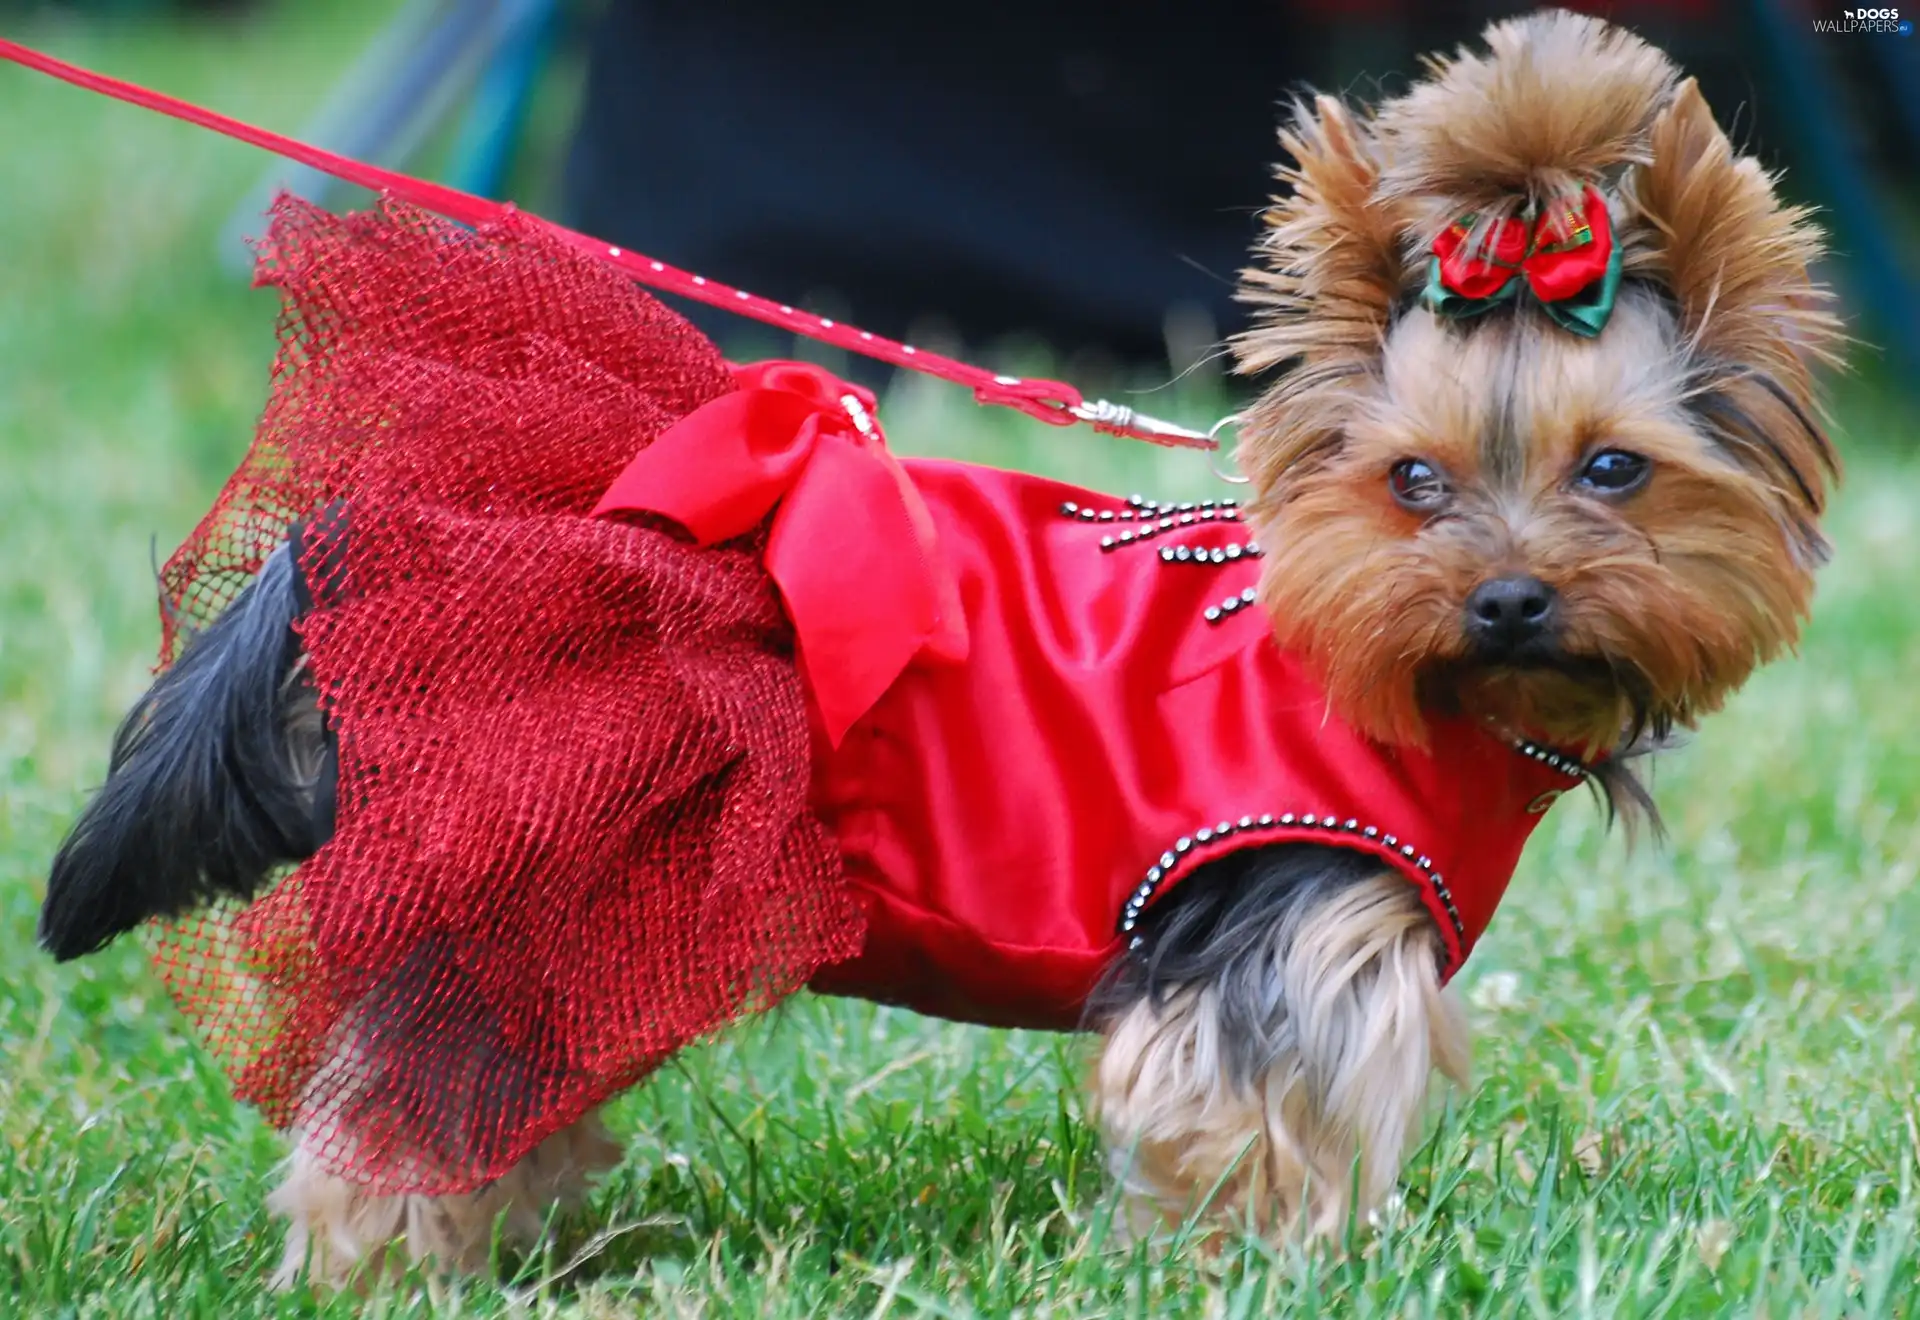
[1117,811,1464,952]
[1158,541,1264,565]
[1512,739,1590,781]
[1203,586,1260,624]
[1060,497,1244,552]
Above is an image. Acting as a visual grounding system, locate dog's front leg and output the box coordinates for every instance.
[1088,846,1468,1243]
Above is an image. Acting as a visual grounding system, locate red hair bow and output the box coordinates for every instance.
[1426,186,1622,338]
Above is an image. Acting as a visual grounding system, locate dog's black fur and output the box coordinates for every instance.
[1087,844,1386,1083]
[39,541,336,961]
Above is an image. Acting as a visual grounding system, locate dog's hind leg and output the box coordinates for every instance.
[268,1108,624,1290]
[1087,846,1468,1244]
[268,973,628,1290]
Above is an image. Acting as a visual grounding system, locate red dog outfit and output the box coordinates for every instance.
[153,199,1576,1196]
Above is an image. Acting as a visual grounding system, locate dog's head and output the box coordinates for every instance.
[1234,10,1842,761]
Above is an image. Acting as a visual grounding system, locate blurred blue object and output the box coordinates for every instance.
[447,0,559,199]
[1868,23,1920,178]
[216,0,558,273]
[1750,0,1920,385]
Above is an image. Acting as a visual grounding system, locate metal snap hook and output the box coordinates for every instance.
[1207,413,1250,485]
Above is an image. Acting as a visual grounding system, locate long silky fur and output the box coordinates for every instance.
[1088,844,1396,1085]
[1086,844,1465,1239]
[39,543,335,960]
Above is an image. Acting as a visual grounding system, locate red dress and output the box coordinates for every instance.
[807,461,1575,1027]
[157,199,1574,1196]
[595,369,1577,1028]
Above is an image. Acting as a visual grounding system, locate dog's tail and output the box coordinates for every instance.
[40,539,337,961]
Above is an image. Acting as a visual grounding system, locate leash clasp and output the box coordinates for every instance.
[1069,399,1218,450]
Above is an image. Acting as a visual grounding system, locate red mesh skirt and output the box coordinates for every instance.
[152,197,860,1195]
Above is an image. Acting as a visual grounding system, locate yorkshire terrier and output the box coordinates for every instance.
[39,9,1839,1288]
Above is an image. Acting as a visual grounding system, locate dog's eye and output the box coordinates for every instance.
[1576,449,1651,495]
[1388,458,1451,511]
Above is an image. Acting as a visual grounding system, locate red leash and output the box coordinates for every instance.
[0,37,1218,452]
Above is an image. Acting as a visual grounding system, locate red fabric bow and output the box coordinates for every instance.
[1431,185,1614,305]
[593,360,967,746]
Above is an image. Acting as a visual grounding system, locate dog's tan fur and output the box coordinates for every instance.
[1371,11,1679,240]
[259,10,1841,1279]
[271,1110,621,1289]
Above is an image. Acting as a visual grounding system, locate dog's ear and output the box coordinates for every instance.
[1232,96,1401,485]
[1236,95,1398,380]
[1629,77,1844,518]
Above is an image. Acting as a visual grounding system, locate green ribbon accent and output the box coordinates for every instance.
[1422,231,1623,339]
[1422,259,1520,322]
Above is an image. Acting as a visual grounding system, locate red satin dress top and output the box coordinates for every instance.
[598,361,1579,1033]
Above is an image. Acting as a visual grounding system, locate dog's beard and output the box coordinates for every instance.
[1409,653,1667,833]
[1416,653,1666,751]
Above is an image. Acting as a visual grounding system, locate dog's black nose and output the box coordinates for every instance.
[1464,575,1559,657]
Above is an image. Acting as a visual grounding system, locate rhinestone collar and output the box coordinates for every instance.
[1510,738,1590,780]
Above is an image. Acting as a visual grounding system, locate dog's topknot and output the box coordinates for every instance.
[1372,9,1679,231]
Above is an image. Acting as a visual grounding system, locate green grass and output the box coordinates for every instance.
[6,7,1920,1315]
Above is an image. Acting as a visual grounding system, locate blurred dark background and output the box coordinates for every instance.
[16,0,1920,384]
[560,0,1920,377]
